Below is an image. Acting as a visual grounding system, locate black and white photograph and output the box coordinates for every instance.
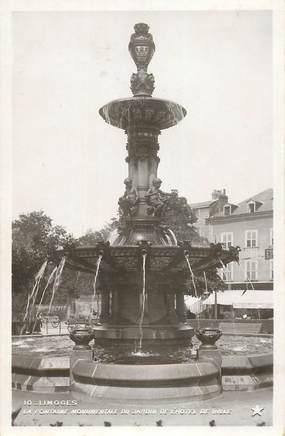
[1,2,284,434]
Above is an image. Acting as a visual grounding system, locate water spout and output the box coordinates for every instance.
[167,228,178,245]
[107,229,119,245]
[21,260,47,334]
[244,279,259,320]
[91,254,103,317]
[138,253,147,350]
[48,257,66,314]
[184,254,198,298]
[31,266,57,334]
[247,278,255,291]
[163,234,172,245]
[219,258,226,270]
[203,271,208,295]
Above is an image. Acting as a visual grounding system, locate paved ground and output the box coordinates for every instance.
[12,387,272,427]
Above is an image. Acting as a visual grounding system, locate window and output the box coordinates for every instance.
[223,205,231,216]
[245,230,258,248]
[270,228,273,246]
[221,232,233,249]
[220,263,233,281]
[245,260,258,281]
[269,259,273,280]
[248,201,256,213]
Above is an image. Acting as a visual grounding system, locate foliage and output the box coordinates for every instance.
[185,268,227,298]
[160,194,208,246]
[12,211,118,320]
[77,218,119,246]
[12,210,76,296]
[158,195,228,295]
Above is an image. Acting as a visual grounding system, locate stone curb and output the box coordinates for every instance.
[12,355,69,371]
[12,353,273,373]
[222,332,273,338]
[71,381,221,402]
[221,353,273,372]
[222,372,273,391]
[12,373,70,393]
[12,353,273,392]
[12,333,69,339]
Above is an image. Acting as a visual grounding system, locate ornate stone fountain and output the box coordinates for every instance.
[11,25,274,414]
[64,24,239,399]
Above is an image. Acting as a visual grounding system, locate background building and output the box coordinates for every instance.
[191,188,273,291]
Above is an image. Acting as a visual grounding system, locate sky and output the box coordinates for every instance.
[13,10,272,237]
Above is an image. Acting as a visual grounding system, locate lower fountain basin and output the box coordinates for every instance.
[12,332,273,395]
[12,332,273,359]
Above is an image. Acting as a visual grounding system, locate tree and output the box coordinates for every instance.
[12,211,76,297]
[12,212,120,323]
[159,194,208,246]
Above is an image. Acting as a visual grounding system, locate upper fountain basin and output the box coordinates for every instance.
[99,97,187,130]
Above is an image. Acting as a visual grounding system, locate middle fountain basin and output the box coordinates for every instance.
[66,243,237,275]
[63,242,239,346]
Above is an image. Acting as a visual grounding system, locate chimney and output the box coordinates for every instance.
[212,189,222,200]
[211,189,228,202]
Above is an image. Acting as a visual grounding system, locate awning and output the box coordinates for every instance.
[203,290,273,309]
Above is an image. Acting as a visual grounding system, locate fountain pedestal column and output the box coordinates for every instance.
[111,289,119,323]
[100,291,110,322]
[176,292,186,322]
[166,292,179,324]
[126,126,160,218]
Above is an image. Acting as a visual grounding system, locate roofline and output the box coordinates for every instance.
[241,188,273,205]
[207,209,273,224]
[191,201,216,209]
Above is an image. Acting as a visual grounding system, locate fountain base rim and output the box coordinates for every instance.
[70,358,222,402]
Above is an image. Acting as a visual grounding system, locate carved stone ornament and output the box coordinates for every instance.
[118,178,139,217]
[69,326,95,350]
[145,178,170,217]
[128,23,156,97]
[195,328,222,349]
[130,71,155,96]
[128,23,155,71]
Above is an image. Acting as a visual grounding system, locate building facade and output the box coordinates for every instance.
[191,189,273,291]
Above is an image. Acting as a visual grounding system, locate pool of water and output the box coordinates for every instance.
[12,334,273,362]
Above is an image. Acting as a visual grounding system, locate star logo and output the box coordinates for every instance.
[251,405,264,416]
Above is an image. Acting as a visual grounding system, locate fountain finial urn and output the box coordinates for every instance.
[129,23,155,96]
[129,23,155,71]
